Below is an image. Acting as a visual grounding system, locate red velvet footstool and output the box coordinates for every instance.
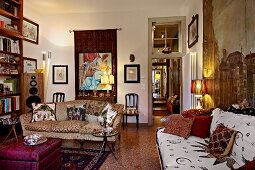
[0,138,62,170]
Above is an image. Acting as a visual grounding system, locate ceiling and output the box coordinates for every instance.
[25,0,190,14]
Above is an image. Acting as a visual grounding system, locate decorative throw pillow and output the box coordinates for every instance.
[31,103,56,122]
[163,114,194,139]
[101,103,118,127]
[181,108,213,118]
[67,105,86,121]
[237,160,255,170]
[209,123,237,157]
[190,116,213,138]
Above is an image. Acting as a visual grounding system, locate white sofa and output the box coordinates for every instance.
[156,108,255,170]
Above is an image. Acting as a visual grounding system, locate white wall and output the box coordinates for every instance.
[24,0,203,123]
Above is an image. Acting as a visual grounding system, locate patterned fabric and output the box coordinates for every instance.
[181,108,213,118]
[25,121,57,132]
[237,160,255,170]
[102,103,119,127]
[163,114,194,139]
[125,108,138,114]
[156,127,237,170]
[52,120,88,133]
[31,103,56,122]
[79,122,102,134]
[86,114,98,123]
[66,105,86,120]
[209,123,237,157]
[83,100,107,116]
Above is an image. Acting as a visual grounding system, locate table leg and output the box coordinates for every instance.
[106,142,117,159]
[3,125,17,143]
[12,125,18,142]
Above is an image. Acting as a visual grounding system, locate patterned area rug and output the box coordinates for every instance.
[61,148,109,170]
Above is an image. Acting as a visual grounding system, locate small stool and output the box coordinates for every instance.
[0,138,62,170]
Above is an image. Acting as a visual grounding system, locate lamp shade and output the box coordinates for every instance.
[109,75,114,84]
[155,73,161,80]
[101,75,109,84]
[191,79,207,95]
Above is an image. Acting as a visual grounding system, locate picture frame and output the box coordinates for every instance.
[23,57,37,73]
[188,14,199,48]
[124,64,140,83]
[23,17,39,44]
[52,65,68,84]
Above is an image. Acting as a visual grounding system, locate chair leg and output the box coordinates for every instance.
[136,115,139,130]
[122,115,125,129]
[126,115,128,126]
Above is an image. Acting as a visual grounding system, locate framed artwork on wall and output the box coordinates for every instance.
[23,17,39,44]
[52,65,68,84]
[188,14,199,48]
[23,57,37,73]
[124,64,140,83]
[78,52,112,90]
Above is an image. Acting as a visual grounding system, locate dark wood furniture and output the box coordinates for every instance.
[52,92,65,102]
[122,93,139,130]
[166,101,180,114]
[0,0,23,118]
[76,96,115,103]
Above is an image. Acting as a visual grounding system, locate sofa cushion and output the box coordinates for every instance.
[31,103,56,122]
[237,160,255,170]
[66,105,86,121]
[51,120,88,133]
[190,116,213,138]
[79,122,102,134]
[209,123,237,157]
[25,121,58,132]
[163,114,194,139]
[83,100,107,116]
[181,108,213,118]
[102,103,119,127]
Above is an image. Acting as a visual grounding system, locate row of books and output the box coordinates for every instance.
[0,1,18,16]
[0,96,20,114]
[0,36,20,54]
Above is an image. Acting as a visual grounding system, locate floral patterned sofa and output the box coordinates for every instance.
[156,108,255,170]
[20,100,124,142]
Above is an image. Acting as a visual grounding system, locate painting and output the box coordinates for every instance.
[188,14,198,48]
[52,65,68,84]
[79,53,112,90]
[124,64,140,83]
[23,57,37,73]
[23,17,39,44]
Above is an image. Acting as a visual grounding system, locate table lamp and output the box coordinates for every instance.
[191,79,207,109]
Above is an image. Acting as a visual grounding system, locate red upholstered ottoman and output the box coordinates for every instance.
[0,138,62,170]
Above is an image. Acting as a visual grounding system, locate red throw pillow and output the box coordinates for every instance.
[163,114,194,139]
[237,160,255,170]
[181,108,213,118]
[190,116,213,138]
[209,123,237,157]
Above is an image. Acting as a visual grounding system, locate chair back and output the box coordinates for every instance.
[125,93,138,110]
[53,92,65,102]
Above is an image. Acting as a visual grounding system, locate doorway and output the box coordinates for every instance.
[152,58,181,116]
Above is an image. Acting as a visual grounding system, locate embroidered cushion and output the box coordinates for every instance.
[190,116,213,138]
[31,103,56,122]
[102,103,118,127]
[66,105,86,121]
[209,123,237,157]
[163,114,194,139]
[181,108,213,118]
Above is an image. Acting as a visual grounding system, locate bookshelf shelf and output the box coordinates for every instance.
[0,0,23,118]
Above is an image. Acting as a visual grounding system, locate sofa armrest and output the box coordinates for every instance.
[19,113,31,133]
[111,103,124,132]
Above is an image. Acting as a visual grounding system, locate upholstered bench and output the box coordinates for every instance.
[0,138,62,170]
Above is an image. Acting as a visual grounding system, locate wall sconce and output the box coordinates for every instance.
[100,74,114,97]
[191,79,207,109]
[130,54,135,62]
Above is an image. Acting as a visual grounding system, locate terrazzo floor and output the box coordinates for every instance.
[100,116,165,170]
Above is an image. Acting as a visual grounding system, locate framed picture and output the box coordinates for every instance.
[52,65,68,84]
[23,17,39,44]
[23,57,37,73]
[78,52,112,90]
[124,64,140,83]
[188,14,199,48]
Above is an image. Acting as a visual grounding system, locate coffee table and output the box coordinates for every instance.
[92,130,119,161]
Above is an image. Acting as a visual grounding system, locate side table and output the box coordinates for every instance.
[92,130,119,161]
[1,117,20,143]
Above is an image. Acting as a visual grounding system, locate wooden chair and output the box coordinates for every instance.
[122,93,139,130]
[52,92,65,102]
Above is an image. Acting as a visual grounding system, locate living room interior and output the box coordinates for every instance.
[0,0,254,169]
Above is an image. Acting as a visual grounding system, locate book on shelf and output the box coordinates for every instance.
[0,96,20,114]
[0,36,20,54]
